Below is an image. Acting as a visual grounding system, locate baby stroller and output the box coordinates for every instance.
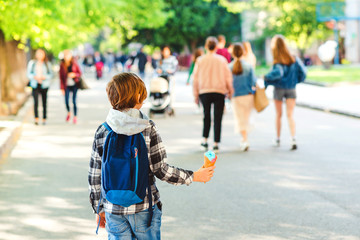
[148,75,175,117]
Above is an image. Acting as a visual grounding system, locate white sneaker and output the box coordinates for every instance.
[273,139,280,147]
[213,145,219,154]
[291,139,297,150]
[240,141,249,152]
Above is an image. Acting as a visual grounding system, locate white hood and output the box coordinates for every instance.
[105,108,149,135]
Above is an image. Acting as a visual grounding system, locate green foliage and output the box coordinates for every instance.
[258,0,341,52]
[0,0,168,55]
[219,0,344,52]
[130,0,241,52]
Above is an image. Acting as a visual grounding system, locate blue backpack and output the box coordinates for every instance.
[96,122,152,233]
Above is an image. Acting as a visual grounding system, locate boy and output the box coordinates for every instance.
[88,73,215,239]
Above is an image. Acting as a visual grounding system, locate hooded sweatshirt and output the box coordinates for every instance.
[89,108,194,215]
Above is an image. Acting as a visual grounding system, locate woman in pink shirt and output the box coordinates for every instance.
[193,36,234,153]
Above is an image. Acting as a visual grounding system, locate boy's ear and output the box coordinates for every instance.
[137,94,141,103]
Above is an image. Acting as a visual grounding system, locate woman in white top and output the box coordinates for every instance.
[157,45,178,76]
[26,49,53,125]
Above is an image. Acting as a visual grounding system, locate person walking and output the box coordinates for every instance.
[118,52,128,72]
[59,50,82,124]
[105,51,115,73]
[94,51,104,80]
[264,35,307,150]
[242,42,257,69]
[89,73,215,240]
[27,49,53,125]
[193,36,233,153]
[136,47,148,79]
[157,45,178,76]
[216,35,231,63]
[187,48,204,85]
[230,43,257,151]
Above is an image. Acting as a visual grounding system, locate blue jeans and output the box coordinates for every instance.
[65,85,78,116]
[105,206,162,240]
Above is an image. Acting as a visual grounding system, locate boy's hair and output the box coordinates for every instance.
[107,73,147,111]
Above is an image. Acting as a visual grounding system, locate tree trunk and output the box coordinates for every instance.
[190,40,197,52]
[0,30,7,115]
[0,29,29,115]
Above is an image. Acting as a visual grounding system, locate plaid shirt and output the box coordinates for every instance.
[88,120,194,215]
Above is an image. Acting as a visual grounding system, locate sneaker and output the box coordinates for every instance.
[73,117,77,124]
[201,142,208,151]
[66,114,71,122]
[291,139,297,150]
[273,139,280,147]
[240,141,249,152]
[213,145,219,154]
[34,118,39,125]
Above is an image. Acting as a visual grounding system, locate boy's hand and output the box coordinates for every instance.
[193,166,215,183]
[96,212,106,228]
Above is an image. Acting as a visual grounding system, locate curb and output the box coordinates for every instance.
[303,80,360,88]
[303,80,329,87]
[0,95,32,163]
[296,102,360,119]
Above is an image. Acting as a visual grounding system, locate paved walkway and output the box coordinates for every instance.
[296,83,360,117]
[0,71,359,239]
[260,80,360,118]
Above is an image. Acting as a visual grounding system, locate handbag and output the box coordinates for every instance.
[76,77,89,90]
[254,87,269,112]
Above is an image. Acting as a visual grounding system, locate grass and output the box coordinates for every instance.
[255,65,360,84]
[306,66,360,84]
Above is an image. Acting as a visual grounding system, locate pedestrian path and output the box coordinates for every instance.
[0,71,359,239]
[296,83,360,117]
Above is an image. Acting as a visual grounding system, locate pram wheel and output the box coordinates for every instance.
[167,108,175,117]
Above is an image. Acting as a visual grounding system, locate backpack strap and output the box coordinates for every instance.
[139,132,153,227]
[31,60,36,74]
[96,122,112,234]
[102,122,112,132]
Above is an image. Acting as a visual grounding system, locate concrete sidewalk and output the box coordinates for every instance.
[261,81,360,118]
[296,83,360,118]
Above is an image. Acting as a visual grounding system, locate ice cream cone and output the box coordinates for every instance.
[204,151,217,168]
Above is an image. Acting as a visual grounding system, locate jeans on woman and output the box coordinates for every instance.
[199,93,225,143]
[105,205,162,240]
[32,87,48,119]
[65,85,78,116]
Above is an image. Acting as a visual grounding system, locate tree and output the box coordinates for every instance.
[129,0,241,52]
[218,0,344,56]
[0,0,169,115]
[0,0,169,54]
